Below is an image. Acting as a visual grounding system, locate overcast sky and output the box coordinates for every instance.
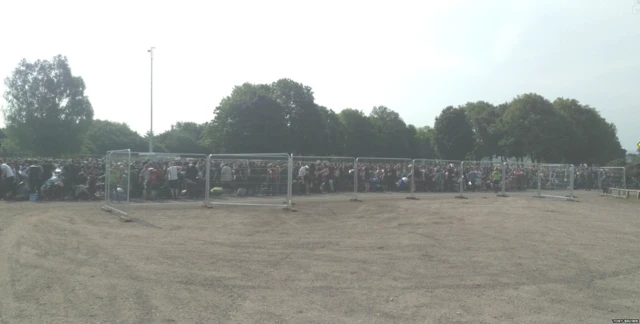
[1,0,638,152]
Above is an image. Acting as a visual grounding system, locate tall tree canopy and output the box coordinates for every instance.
[0,64,629,165]
[338,109,377,157]
[462,101,503,160]
[84,120,147,154]
[2,55,94,156]
[271,78,325,154]
[497,93,573,163]
[317,105,346,156]
[369,106,411,158]
[432,106,475,160]
[552,98,624,164]
[413,126,437,159]
[209,83,288,153]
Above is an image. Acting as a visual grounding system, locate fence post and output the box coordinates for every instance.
[350,158,361,202]
[105,151,110,205]
[623,167,627,189]
[598,169,603,192]
[126,150,131,204]
[455,161,467,199]
[407,160,420,200]
[204,154,211,208]
[287,154,295,211]
[568,165,575,200]
[497,162,509,198]
[534,169,543,198]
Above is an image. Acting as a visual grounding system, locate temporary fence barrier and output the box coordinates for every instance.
[454,161,466,199]
[459,160,496,195]
[353,157,415,200]
[533,164,575,201]
[504,162,540,192]
[130,152,209,206]
[205,153,293,210]
[101,151,211,221]
[102,149,132,221]
[597,167,627,198]
[573,166,599,191]
[495,162,509,197]
[290,155,358,201]
[412,159,462,196]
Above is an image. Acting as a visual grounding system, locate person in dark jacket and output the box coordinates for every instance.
[27,160,43,195]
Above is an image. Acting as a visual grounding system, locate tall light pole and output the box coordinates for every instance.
[148,47,155,153]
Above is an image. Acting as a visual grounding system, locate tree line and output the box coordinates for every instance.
[0,55,632,166]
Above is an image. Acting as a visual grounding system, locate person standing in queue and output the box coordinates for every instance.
[166,162,181,200]
[27,160,44,197]
[185,161,199,199]
[492,167,502,193]
[0,159,17,200]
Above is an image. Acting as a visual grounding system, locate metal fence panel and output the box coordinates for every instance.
[412,159,462,195]
[354,157,415,200]
[597,166,626,197]
[125,153,210,207]
[534,164,575,201]
[206,153,292,209]
[459,160,498,195]
[291,156,358,201]
[505,162,540,192]
[574,165,598,191]
[102,149,131,220]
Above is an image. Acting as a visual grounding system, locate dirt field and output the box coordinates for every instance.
[1,192,639,324]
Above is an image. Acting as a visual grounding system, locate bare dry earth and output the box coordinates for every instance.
[0,192,639,324]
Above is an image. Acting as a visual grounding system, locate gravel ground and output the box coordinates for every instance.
[0,191,639,324]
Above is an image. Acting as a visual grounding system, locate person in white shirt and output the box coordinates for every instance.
[166,163,181,200]
[0,159,16,200]
[221,164,233,193]
[139,164,153,200]
[298,165,309,194]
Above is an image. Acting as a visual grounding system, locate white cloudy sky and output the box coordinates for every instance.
[1,0,639,152]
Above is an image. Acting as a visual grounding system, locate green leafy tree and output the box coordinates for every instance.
[498,93,574,163]
[155,129,206,154]
[553,98,625,164]
[406,125,419,158]
[0,138,22,156]
[154,122,208,154]
[170,122,206,142]
[606,158,627,167]
[433,106,475,160]
[270,79,326,154]
[338,108,377,157]
[627,163,640,183]
[0,128,5,150]
[462,101,503,160]
[85,119,147,154]
[137,130,168,153]
[206,83,288,153]
[414,126,437,159]
[369,106,411,158]
[317,106,346,156]
[2,55,94,156]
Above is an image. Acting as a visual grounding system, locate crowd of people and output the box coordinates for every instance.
[0,156,631,202]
